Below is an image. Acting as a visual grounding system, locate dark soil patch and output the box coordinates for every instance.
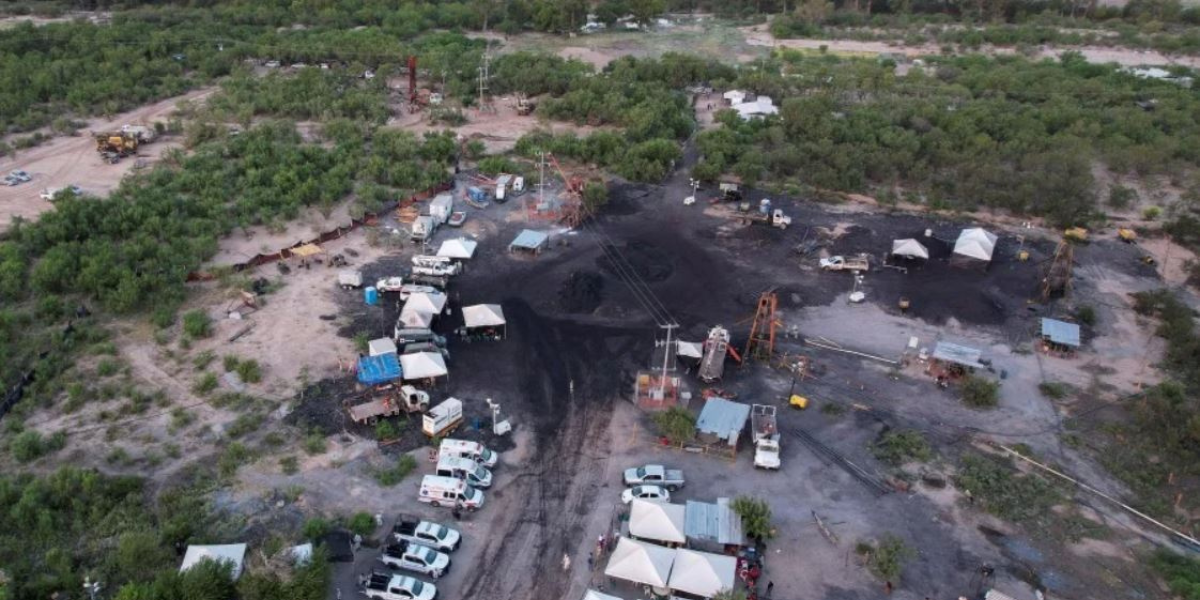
[559,271,604,313]
[596,240,673,283]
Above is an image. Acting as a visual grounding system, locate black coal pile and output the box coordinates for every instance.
[559,271,604,313]
[596,240,673,283]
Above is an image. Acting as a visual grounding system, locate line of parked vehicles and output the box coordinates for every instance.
[358,438,500,600]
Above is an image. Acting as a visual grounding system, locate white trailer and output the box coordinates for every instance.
[751,404,781,470]
[411,216,437,242]
[428,193,454,225]
[422,398,463,437]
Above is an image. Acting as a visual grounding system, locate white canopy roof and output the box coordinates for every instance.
[630,499,686,544]
[891,238,929,259]
[398,306,434,329]
[722,90,746,103]
[463,304,505,328]
[676,340,703,359]
[583,591,625,600]
[180,544,247,580]
[954,228,998,261]
[604,537,675,588]
[406,292,447,314]
[734,96,778,118]
[400,351,448,380]
[437,238,477,260]
[368,338,397,357]
[668,548,737,598]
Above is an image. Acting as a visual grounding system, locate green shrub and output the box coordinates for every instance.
[375,420,401,440]
[236,359,262,383]
[347,512,376,536]
[304,432,327,455]
[1076,305,1097,326]
[1038,382,1070,399]
[956,454,1060,522]
[730,496,775,540]
[872,430,932,466]
[374,455,418,486]
[96,358,119,377]
[860,534,914,581]
[1144,206,1163,220]
[218,442,251,477]
[10,430,65,463]
[193,350,216,370]
[1151,548,1200,600]
[302,517,331,540]
[652,407,696,444]
[280,455,299,475]
[223,355,240,372]
[182,310,212,338]
[192,372,219,395]
[959,375,1000,408]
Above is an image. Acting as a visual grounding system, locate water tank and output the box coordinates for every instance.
[364,286,379,306]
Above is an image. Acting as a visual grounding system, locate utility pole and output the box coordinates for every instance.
[658,323,677,398]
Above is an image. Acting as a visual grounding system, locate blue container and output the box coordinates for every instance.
[364,286,379,306]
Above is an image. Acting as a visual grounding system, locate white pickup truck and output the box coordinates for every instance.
[360,571,436,600]
[392,516,461,552]
[820,254,870,272]
[380,541,450,579]
[623,464,686,491]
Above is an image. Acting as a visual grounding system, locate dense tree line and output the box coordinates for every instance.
[694,50,1200,224]
[0,466,329,600]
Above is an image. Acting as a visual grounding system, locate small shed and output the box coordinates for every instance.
[462,304,506,338]
[368,338,397,357]
[931,341,985,370]
[437,238,478,260]
[954,228,998,262]
[891,238,929,260]
[629,499,687,545]
[180,543,247,580]
[685,498,745,549]
[1040,318,1081,349]
[510,229,549,254]
[722,90,746,105]
[668,548,737,599]
[400,351,448,381]
[695,397,751,447]
[357,353,402,386]
[604,537,675,588]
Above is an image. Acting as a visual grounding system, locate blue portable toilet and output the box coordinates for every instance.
[364,286,379,306]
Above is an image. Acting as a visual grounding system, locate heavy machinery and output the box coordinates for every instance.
[94,125,155,163]
[514,93,536,116]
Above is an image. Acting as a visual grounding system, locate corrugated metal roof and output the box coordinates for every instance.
[1040,318,1081,347]
[510,229,549,250]
[695,398,750,445]
[932,341,985,369]
[685,498,744,546]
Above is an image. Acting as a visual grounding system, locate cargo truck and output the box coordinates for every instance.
[751,404,781,470]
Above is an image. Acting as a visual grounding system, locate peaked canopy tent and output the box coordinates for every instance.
[510,229,549,255]
[954,228,998,262]
[668,548,737,599]
[603,537,675,588]
[891,238,930,260]
[406,292,448,315]
[357,353,401,386]
[397,306,434,329]
[437,238,478,260]
[462,304,506,338]
[180,544,247,580]
[400,351,447,381]
[629,499,687,545]
[368,338,397,357]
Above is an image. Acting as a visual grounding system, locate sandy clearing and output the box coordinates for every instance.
[386,94,603,153]
[742,26,1200,69]
[557,46,616,68]
[0,87,216,231]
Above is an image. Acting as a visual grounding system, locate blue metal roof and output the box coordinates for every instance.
[357,353,401,385]
[1041,318,1081,347]
[684,498,745,546]
[510,229,549,250]
[695,398,750,445]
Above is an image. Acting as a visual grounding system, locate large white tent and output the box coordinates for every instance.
[180,544,247,580]
[397,306,434,329]
[437,238,478,260]
[603,537,675,588]
[891,238,930,260]
[400,351,447,380]
[462,304,505,328]
[406,292,447,315]
[668,548,737,599]
[582,591,625,600]
[629,499,686,545]
[954,228,998,262]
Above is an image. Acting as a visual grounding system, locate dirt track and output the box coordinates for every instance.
[0,87,215,231]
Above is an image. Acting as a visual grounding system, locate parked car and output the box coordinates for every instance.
[379,541,450,578]
[40,185,82,201]
[392,516,461,552]
[621,485,671,504]
[360,571,436,600]
[623,465,685,491]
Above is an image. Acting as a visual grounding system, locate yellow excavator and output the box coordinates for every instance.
[94,132,139,163]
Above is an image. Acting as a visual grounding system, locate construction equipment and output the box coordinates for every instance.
[346,385,430,424]
[698,326,732,383]
[1064,227,1088,242]
[514,93,536,116]
[94,126,156,163]
[1118,228,1138,243]
[1040,239,1075,301]
[744,291,780,362]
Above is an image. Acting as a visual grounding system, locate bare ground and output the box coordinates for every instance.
[0,87,216,231]
[385,94,603,154]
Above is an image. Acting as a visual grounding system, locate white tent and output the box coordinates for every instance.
[368,338,397,357]
[954,228,998,262]
[406,292,447,315]
[180,544,247,580]
[462,304,505,328]
[400,351,448,380]
[722,90,746,104]
[437,238,478,260]
[676,341,703,359]
[583,591,625,600]
[891,238,929,260]
[604,537,675,588]
[668,548,737,599]
[397,306,434,329]
[629,499,686,544]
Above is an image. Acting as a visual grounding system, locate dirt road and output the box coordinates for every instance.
[0,87,215,231]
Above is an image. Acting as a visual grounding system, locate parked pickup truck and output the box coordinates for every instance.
[392,515,461,552]
[623,465,685,491]
[819,254,870,272]
[360,571,436,600]
[379,541,450,579]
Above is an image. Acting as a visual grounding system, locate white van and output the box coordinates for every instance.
[418,475,485,511]
[436,455,493,488]
[439,438,498,468]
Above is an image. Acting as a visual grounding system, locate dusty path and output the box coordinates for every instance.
[742,26,1200,68]
[0,86,216,231]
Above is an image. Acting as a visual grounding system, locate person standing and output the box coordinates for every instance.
[562,553,571,571]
